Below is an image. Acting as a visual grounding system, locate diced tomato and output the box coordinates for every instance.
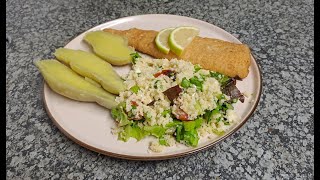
[128,101,142,120]
[178,113,189,121]
[154,70,175,78]
[131,101,138,106]
[154,71,162,78]
[175,109,189,121]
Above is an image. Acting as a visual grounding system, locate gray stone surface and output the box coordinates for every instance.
[6,0,314,179]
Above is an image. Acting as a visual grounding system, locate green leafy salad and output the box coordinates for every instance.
[111,53,244,152]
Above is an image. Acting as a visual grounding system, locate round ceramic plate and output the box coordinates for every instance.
[43,14,262,160]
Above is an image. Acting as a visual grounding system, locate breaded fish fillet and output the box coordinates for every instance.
[103,28,251,78]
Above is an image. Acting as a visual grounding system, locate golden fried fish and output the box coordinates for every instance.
[103,28,251,79]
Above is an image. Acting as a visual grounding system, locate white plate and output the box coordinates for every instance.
[43,14,262,160]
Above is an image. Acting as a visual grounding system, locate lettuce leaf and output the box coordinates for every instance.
[172,118,204,147]
[111,102,131,126]
[175,125,184,142]
[143,125,166,138]
[183,129,199,147]
[183,118,203,131]
[165,120,183,128]
[118,124,169,142]
[118,123,149,142]
[212,128,225,136]
[159,136,169,146]
[114,111,205,147]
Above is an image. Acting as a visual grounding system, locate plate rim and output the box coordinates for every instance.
[42,14,263,161]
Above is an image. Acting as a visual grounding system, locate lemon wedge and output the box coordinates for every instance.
[168,26,199,56]
[155,27,175,54]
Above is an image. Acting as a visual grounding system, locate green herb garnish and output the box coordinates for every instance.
[154,80,160,89]
[210,71,230,85]
[161,109,172,117]
[130,52,141,64]
[194,64,202,72]
[130,85,140,94]
[189,76,203,91]
[181,77,191,88]
[159,136,169,146]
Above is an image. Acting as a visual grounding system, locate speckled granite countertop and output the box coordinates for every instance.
[6,0,314,179]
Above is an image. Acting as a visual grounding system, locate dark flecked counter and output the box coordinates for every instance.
[6,0,314,179]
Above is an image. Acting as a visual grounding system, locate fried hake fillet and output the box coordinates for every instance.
[103,28,251,78]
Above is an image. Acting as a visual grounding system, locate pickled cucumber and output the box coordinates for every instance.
[83,31,134,65]
[54,48,125,94]
[35,60,118,109]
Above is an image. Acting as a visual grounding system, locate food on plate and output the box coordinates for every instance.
[155,27,175,54]
[54,48,125,94]
[37,22,251,154]
[167,26,199,56]
[111,57,240,152]
[83,31,135,65]
[84,77,102,88]
[35,60,117,109]
[103,28,251,78]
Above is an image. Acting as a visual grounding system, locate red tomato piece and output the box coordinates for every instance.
[131,101,138,106]
[175,109,190,121]
[154,70,175,78]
